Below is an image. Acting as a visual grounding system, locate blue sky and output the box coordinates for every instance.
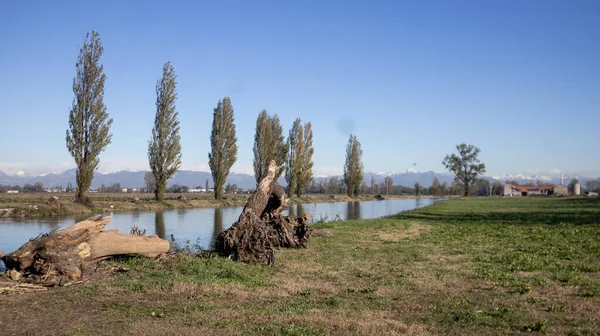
[1,0,599,177]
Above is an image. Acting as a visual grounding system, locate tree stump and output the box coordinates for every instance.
[3,216,169,286]
[214,160,312,265]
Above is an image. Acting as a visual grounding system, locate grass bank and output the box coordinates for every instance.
[0,192,430,218]
[1,197,598,335]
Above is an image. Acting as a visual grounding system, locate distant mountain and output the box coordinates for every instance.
[0,168,597,190]
[0,169,283,190]
[489,173,589,186]
[0,170,14,185]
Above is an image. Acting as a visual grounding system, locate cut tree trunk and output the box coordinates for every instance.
[3,216,169,286]
[214,160,312,265]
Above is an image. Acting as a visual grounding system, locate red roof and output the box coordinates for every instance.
[511,185,554,192]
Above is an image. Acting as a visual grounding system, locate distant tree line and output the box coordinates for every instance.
[63,30,319,203]
[57,30,591,202]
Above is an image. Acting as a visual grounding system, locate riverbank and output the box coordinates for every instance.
[1,197,599,335]
[0,192,439,218]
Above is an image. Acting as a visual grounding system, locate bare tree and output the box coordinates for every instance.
[148,62,182,201]
[343,134,364,197]
[253,110,288,184]
[66,30,113,205]
[144,171,156,193]
[442,143,486,197]
[384,176,393,195]
[209,97,238,199]
[585,179,600,193]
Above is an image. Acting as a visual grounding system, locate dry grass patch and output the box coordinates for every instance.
[378,223,431,242]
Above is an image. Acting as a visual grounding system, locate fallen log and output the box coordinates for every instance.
[3,216,169,286]
[214,160,312,265]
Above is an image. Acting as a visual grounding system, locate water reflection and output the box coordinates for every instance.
[46,216,61,229]
[0,198,445,253]
[288,203,306,218]
[211,208,224,249]
[346,201,361,220]
[155,211,166,239]
[296,203,305,218]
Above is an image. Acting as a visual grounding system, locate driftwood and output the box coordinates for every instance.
[214,160,312,265]
[2,216,169,286]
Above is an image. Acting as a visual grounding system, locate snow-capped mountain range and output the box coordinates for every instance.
[0,168,596,190]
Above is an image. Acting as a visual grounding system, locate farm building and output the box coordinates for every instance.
[504,184,568,196]
[553,184,568,196]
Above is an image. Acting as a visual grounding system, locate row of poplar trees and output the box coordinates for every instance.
[65,30,318,203]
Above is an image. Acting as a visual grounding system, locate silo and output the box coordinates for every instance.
[574,183,581,196]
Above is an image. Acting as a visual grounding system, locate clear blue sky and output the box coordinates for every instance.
[1,0,599,177]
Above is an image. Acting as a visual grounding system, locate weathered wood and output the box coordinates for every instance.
[5,215,112,271]
[90,231,169,259]
[4,215,169,286]
[214,160,311,264]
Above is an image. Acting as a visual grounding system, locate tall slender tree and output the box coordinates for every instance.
[66,30,113,205]
[209,97,237,199]
[148,62,182,201]
[253,110,288,185]
[285,119,302,197]
[285,119,314,197]
[370,176,375,194]
[343,134,364,197]
[430,177,440,196]
[296,122,314,197]
[384,176,393,195]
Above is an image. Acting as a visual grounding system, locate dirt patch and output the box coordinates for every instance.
[378,224,431,242]
[312,228,333,237]
[516,271,544,278]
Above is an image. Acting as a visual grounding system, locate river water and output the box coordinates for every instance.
[0,198,444,253]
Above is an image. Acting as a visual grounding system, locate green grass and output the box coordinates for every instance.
[2,197,599,336]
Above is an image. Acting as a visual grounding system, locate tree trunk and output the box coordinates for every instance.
[214,160,312,265]
[155,182,165,201]
[3,216,169,286]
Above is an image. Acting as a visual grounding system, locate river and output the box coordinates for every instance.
[0,198,444,253]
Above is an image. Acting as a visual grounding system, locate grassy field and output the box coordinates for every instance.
[0,192,423,218]
[1,197,599,335]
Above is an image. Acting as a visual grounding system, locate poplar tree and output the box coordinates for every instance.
[285,119,314,197]
[209,97,237,199]
[253,110,288,185]
[285,119,302,197]
[370,176,375,194]
[431,177,440,196]
[148,62,182,201]
[343,134,364,197]
[66,30,113,205]
[384,176,393,195]
[296,122,314,197]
